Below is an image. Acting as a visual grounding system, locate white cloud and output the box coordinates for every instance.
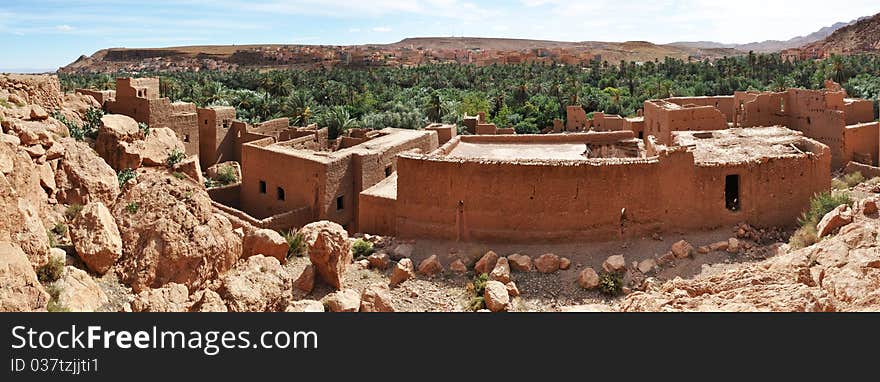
[372,26,392,32]
[55,24,74,32]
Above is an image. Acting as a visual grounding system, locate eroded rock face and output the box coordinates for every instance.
[69,202,122,275]
[817,205,853,237]
[360,284,395,312]
[0,142,49,266]
[219,255,292,312]
[322,289,361,312]
[484,280,509,312]
[474,251,499,274]
[300,221,351,290]
[243,228,289,263]
[112,169,242,292]
[0,242,49,312]
[96,115,183,171]
[390,258,415,287]
[52,266,109,312]
[55,138,119,206]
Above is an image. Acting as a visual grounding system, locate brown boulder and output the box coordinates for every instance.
[219,255,292,312]
[602,255,626,273]
[300,221,351,290]
[69,202,122,274]
[367,252,390,270]
[474,251,499,274]
[172,155,204,185]
[112,170,242,292]
[505,281,520,297]
[671,240,694,258]
[52,266,109,312]
[188,289,227,312]
[534,253,561,273]
[709,241,729,252]
[0,242,49,311]
[131,283,189,312]
[489,257,511,283]
[417,254,443,277]
[577,267,600,289]
[243,228,289,263]
[322,289,361,312]
[559,257,571,270]
[860,197,879,216]
[286,300,325,312]
[727,238,741,253]
[817,205,854,237]
[390,258,415,286]
[294,265,315,294]
[484,280,509,312]
[29,105,48,120]
[637,258,657,274]
[96,115,184,170]
[205,161,241,181]
[55,139,119,206]
[507,254,532,272]
[449,259,467,273]
[360,284,395,312]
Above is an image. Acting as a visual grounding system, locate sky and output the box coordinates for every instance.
[1,0,879,72]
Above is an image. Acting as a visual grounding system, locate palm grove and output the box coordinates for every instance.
[60,53,880,138]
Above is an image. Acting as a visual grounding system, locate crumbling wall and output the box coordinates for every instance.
[425,123,457,145]
[565,106,590,132]
[75,89,115,106]
[845,99,876,125]
[667,96,735,122]
[644,100,727,144]
[591,112,625,131]
[843,122,879,166]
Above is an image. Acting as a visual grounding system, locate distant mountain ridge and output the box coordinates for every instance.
[799,12,880,56]
[669,18,863,53]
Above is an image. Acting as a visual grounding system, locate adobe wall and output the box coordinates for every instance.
[475,123,498,135]
[389,134,830,242]
[207,183,241,209]
[843,122,879,166]
[625,117,645,138]
[425,124,457,145]
[845,99,876,125]
[197,106,237,169]
[239,141,325,222]
[643,100,727,144]
[733,91,788,128]
[565,106,590,131]
[75,89,115,106]
[591,112,625,131]
[784,89,848,169]
[357,174,398,236]
[496,127,516,135]
[667,96,735,122]
[115,78,159,100]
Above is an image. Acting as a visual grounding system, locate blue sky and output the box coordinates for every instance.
[1,0,878,72]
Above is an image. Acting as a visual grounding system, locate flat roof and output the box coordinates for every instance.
[674,127,813,164]
[265,127,433,162]
[447,141,591,160]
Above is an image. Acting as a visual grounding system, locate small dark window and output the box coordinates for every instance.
[205,119,209,125]
[259,181,267,194]
[807,117,812,125]
[385,165,393,177]
[183,134,190,143]
[277,187,285,201]
[638,131,644,139]
[336,195,344,211]
[725,175,740,211]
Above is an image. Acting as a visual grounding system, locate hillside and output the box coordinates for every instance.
[669,18,860,53]
[800,12,880,56]
[58,37,741,74]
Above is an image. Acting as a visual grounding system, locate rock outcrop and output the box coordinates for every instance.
[219,255,292,312]
[242,228,289,263]
[69,202,122,274]
[112,169,242,292]
[52,266,109,312]
[96,114,184,170]
[0,242,49,312]
[54,138,120,206]
[131,283,190,312]
[300,221,351,290]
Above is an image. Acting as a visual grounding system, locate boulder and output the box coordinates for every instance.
[637,258,657,274]
[817,205,854,237]
[697,246,710,254]
[286,300,325,312]
[300,220,351,290]
[474,251,499,274]
[559,257,571,270]
[671,240,694,258]
[29,105,48,120]
[860,197,878,216]
[55,139,119,206]
[188,289,227,312]
[205,161,241,182]
[449,259,467,273]
[322,289,360,312]
[131,283,189,312]
[172,155,204,185]
[219,255,292,312]
[507,254,532,272]
[709,241,729,252]
[96,115,184,170]
[390,258,415,286]
[294,265,315,294]
[727,238,741,253]
[0,242,49,311]
[367,252,390,270]
[505,281,520,297]
[69,202,122,274]
[602,255,626,273]
[489,257,511,283]
[243,228,289,263]
[483,280,510,312]
[52,266,109,312]
[112,170,242,292]
[390,243,414,260]
[534,253,561,273]
[360,284,395,312]
[577,268,600,289]
[417,254,443,277]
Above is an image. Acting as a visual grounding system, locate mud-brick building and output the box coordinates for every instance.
[360,127,830,242]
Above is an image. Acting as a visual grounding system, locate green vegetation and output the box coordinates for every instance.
[124,202,139,214]
[50,107,102,141]
[598,271,623,296]
[117,168,136,187]
[283,229,307,259]
[138,121,150,136]
[790,191,853,249]
[351,238,374,259]
[46,285,70,313]
[52,223,67,236]
[467,273,490,311]
[216,165,238,185]
[37,256,65,283]
[64,204,83,221]
[46,230,57,249]
[166,149,185,167]
[172,171,186,180]
[59,54,880,136]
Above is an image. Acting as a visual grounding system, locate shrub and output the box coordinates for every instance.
[467,273,490,311]
[46,230,57,249]
[467,296,486,311]
[124,202,139,214]
[843,171,865,188]
[82,107,103,139]
[789,225,819,249]
[216,165,238,185]
[204,178,219,189]
[831,178,847,190]
[172,171,186,180]
[117,168,136,187]
[351,239,374,259]
[138,122,150,137]
[64,204,83,221]
[52,223,67,236]
[37,256,65,283]
[797,191,852,230]
[166,149,185,167]
[598,272,623,296]
[45,285,70,313]
[283,229,307,259]
[51,110,86,141]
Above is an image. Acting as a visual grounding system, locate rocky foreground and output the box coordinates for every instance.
[2,73,879,313]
